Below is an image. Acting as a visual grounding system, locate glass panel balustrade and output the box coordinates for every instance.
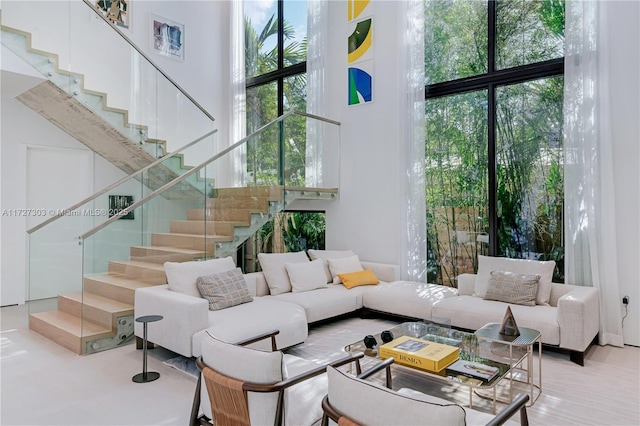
[1,0,215,159]
[75,111,337,354]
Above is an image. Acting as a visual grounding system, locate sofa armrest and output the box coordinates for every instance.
[360,261,400,283]
[134,285,209,357]
[556,285,600,352]
[455,274,476,295]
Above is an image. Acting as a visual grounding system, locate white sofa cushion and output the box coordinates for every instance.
[192,297,308,356]
[258,251,309,295]
[270,285,361,323]
[475,255,555,305]
[164,256,236,298]
[327,255,364,284]
[432,295,560,345]
[285,259,328,292]
[308,249,356,283]
[363,281,458,319]
[327,366,466,425]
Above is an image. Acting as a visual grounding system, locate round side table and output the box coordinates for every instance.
[132,315,163,383]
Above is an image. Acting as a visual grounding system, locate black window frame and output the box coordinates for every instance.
[425,0,564,256]
[245,0,307,117]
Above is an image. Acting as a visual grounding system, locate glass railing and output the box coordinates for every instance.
[27,130,217,304]
[0,0,215,159]
[77,111,339,353]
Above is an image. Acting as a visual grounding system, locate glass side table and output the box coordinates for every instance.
[474,322,542,406]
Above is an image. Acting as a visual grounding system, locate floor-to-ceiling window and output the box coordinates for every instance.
[243,1,324,267]
[425,0,565,286]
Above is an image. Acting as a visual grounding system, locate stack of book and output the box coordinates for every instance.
[379,335,459,373]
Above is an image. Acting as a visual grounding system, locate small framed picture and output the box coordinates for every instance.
[95,0,130,30]
[150,14,185,61]
[109,195,135,220]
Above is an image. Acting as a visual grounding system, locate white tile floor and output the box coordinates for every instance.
[2,302,640,426]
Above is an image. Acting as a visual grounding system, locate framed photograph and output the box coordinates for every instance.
[150,14,185,61]
[109,195,135,220]
[95,0,130,30]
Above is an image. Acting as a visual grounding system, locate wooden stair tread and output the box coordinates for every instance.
[170,219,250,226]
[131,245,205,255]
[30,310,111,338]
[108,260,166,271]
[84,274,160,289]
[152,232,232,241]
[61,292,133,314]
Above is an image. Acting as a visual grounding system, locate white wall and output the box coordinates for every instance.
[322,0,405,268]
[608,1,640,346]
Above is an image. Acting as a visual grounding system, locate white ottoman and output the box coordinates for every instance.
[363,281,458,319]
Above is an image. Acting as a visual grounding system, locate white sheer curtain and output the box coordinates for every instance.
[231,0,246,186]
[305,0,328,187]
[564,0,623,347]
[399,0,427,282]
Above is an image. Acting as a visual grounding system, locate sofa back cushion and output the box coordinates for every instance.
[285,259,329,292]
[475,255,555,305]
[258,251,309,295]
[164,256,236,298]
[326,367,466,425]
[308,249,356,283]
[327,255,364,284]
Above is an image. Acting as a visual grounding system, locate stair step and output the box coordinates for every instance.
[58,292,133,329]
[151,232,231,252]
[83,274,157,305]
[187,208,257,222]
[214,186,283,201]
[29,310,112,355]
[108,260,167,284]
[169,220,246,236]
[129,245,205,263]
[206,197,270,210]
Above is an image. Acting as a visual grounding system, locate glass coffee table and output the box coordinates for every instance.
[345,321,528,413]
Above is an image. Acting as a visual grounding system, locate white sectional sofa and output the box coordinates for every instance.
[134,251,599,365]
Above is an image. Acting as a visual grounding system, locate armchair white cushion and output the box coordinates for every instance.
[199,333,331,426]
[326,366,467,425]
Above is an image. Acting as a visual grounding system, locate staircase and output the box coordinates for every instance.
[28,185,338,354]
[1,25,168,173]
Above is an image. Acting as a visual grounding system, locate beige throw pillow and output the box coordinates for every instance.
[196,267,253,310]
[327,255,364,284]
[258,251,309,295]
[483,270,540,306]
[307,249,356,283]
[285,259,329,292]
[474,255,555,305]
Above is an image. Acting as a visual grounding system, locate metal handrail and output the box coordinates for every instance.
[82,0,214,122]
[27,129,217,234]
[80,110,340,240]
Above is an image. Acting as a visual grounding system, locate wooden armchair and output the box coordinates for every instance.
[190,329,364,426]
[322,357,530,426]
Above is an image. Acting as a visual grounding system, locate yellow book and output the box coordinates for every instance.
[379,335,459,373]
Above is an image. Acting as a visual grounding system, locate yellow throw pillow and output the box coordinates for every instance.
[337,269,380,289]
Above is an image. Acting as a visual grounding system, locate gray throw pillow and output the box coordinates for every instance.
[197,267,253,311]
[483,270,540,306]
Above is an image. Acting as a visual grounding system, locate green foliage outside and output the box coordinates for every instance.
[425,0,565,285]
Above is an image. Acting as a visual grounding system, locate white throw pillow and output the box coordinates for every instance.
[307,249,356,283]
[327,255,364,284]
[285,259,328,293]
[258,251,309,295]
[164,256,236,298]
[474,255,556,305]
